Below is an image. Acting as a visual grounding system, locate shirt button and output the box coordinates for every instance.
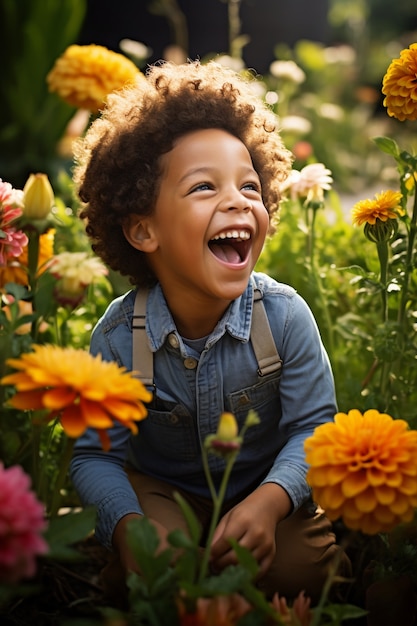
[168,333,180,348]
[183,357,198,369]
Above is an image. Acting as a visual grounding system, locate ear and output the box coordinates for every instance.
[122,215,158,253]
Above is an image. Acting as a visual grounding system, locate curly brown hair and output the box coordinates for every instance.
[74,60,292,287]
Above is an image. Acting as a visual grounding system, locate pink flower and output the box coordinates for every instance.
[1,205,23,228]
[281,163,333,204]
[0,226,29,265]
[0,179,24,217]
[0,463,48,583]
[0,178,27,265]
[0,179,14,205]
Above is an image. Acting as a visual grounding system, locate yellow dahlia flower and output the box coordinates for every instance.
[1,345,152,450]
[47,44,143,113]
[382,43,417,121]
[351,190,403,226]
[304,409,417,534]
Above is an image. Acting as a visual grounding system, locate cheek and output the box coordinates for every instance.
[258,208,271,237]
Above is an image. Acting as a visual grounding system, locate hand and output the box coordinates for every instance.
[209,483,291,577]
[112,513,171,575]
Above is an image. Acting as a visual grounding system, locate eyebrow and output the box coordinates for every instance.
[178,165,259,185]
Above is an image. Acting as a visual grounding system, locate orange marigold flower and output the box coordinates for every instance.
[351,190,403,226]
[382,43,417,121]
[1,345,152,450]
[47,44,143,113]
[304,409,417,534]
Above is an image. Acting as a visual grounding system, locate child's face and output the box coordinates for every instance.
[131,128,269,304]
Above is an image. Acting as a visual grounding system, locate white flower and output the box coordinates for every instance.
[119,38,151,62]
[319,102,345,121]
[49,251,108,306]
[281,163,333,204]
[216,55,245,72]
[269,60,306,84]
[323,45,356,65]
[280,115,312,135]
[265,90,279,105]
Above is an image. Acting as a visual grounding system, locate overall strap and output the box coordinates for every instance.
[132,284,282,386]
[251,287,282,376]
[132,288,153,387]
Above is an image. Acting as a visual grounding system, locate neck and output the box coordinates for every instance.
[163,291,231,339]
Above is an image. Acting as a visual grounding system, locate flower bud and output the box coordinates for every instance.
[216,412,238,441]
[23,174,54,220]
[244,409,261,428]
[364,218,398,243]
[204,412,241,457]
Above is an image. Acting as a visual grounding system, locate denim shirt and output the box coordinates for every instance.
[70,271,337,550]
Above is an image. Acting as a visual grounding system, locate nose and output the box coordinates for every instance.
[219,187,252,212]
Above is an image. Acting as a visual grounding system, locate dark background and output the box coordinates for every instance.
[78,0,331,74]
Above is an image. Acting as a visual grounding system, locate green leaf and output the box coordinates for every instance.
[173,491,202,544]
[126,516,174,588]
[320,602,369,621]
[372,136,400,157]
[198,564,251,596]
[4,282,30,301]
[334,264,373,279]
[168,527,196,550]
[228,539,259,578]
[43,507,96,561]
[33,271,57,319]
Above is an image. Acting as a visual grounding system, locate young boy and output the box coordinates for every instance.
[70,60,349,604]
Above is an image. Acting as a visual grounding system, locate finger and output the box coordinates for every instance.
[211,546,239,571]
[210,515,227,547]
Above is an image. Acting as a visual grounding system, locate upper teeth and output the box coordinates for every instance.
[212,230,250,241]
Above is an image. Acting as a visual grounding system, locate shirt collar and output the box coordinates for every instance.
[146,280,254,351]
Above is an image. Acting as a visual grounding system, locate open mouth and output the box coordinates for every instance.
[208,229,251,264]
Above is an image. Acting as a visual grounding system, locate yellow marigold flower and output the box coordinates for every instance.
[304,409,417,534]
[47,44,143,113]
[351,190,403,226]
[1,345,152,450]
[382,43,417,121]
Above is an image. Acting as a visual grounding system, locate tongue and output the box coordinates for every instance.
[210,243,241,264]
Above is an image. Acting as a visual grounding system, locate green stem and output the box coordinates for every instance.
[310,544,346,626]
[398,186,417,326]
[198,449,239,583]
[307,205,315,267]
[228,0,242,58]
[376,240,389,323]
[32,420,42,498]
[27,229,40,341]
[201,444,218,504]
[48,437,75,518]
[375,239,390,408]
[306,204,335,369]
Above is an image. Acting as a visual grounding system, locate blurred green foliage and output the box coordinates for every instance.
[0,0,86,188]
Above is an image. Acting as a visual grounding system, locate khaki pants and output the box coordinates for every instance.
[101,469,351,607]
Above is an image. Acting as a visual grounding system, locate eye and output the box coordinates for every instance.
[190,182,213,193]
[242,181,261,193]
